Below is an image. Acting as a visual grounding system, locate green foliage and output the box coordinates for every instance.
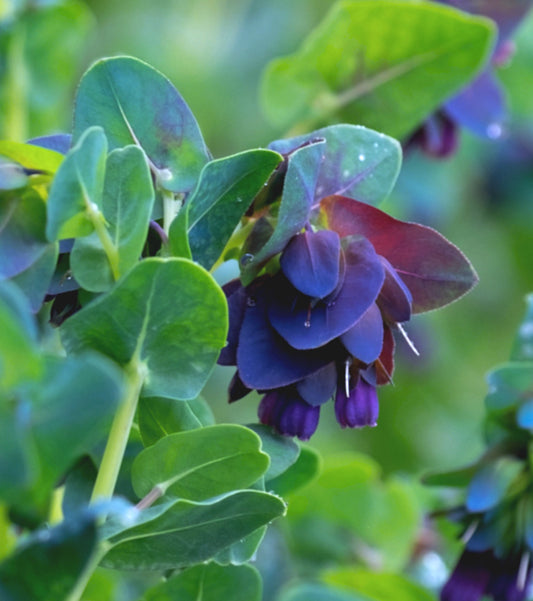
[101,490,286,570]
[262,0,495,137]
[73,56,210,194]
[60,258,228,400]
[131,424,270,501]
[141,562,262,601]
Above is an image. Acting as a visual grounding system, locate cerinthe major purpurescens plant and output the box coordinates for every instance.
[0,0,531,598]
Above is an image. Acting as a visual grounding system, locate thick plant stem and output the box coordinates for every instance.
[90,361,146,503]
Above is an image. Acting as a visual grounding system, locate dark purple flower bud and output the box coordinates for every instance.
[441,550,492,601]
[280,229,341,298]
[296,362,337,406]
[405,111,459,158]
[258,389,320,440]
[335,375,379,428]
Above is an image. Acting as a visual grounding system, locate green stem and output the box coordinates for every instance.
[85,201,121,281]
[65,544,109,601]
[90,361,146,503]
[162,190,183,235]
[5,23,29,141]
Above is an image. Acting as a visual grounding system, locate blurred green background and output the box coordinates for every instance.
[2,0,533,479]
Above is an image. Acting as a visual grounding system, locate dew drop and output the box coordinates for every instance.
[304,320,311,328]
[486,123,503,139]
[373,142,379,148]
[66,275,72,281]
[240,253,254,266]
[358,153,366,161]
[342,169,350,178]
[236,197,243,203]
[247,297,256,307]
[157,168,173,181]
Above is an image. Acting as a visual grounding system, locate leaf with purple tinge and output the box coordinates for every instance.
[269,238,384,350]
[269,124,401,207]
[280,230,340,299]
[445,71,506,138]
[296,362,337,406]
[436,0,533,41]
[465,458,523,513]
[73,56,210,194]
[377,257,413,323]
[28,134,71,155]
[237,291,332,390]
[322,196,478,313]
[376,326,395,385]
[341,303,384,364]
[240,139,325,285]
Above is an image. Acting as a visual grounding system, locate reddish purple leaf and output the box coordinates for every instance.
[280,230,341,299]
[269,238,384,349]
[322,196,478,313]
[341,303,384,364]
[376,325,395,385]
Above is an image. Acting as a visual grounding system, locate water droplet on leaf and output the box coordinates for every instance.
[487,123,503,139]
[304,320,311,328]
[358,153,366,161]
[240,253,254,266]
[247,297,256,307]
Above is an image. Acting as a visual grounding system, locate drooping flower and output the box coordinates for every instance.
[406,0,533,157]
[219,196,478,439]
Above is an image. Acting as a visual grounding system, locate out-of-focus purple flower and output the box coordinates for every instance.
[406,0,533,157]
[441,549,531,601]
[218,196,478,439]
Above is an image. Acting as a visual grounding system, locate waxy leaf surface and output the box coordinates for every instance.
[0,140,63,173]
[73,56,209,194]
[241,140,325,285]
[131,424,269,501]
[248,424,300,480]
[142,563,261,601]
[266,445,321,496]
[71,145,154,291]
[46,126,107,241]
[182,149,282,269]
[322,196,478,313]
[101,490,285,570]
[485,363,533,413]
[269,125,401,206]
[262,1,495,138]
[61,258,227,400]
[466,458,523,512]
[138,396,214,446]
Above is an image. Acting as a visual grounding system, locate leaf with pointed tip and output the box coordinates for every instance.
[138,396,214,446]
[73,56,209,194]
[181,149,281,269]
[71,145,155,291]
[61,258,227,400]
[101,490,286,570]
[46,126,107,241]
[322,196,478,313]
[131,424,270,501]
[0,140,63,173]
[0,508,98,601]
[241,140,325,285]
[247,424,300,480]
[141,563,262,601]
[261,1,495,138]
[269,125,401,206]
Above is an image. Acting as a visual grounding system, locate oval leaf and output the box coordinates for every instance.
[131,424,270,501]
[60,258,228,400]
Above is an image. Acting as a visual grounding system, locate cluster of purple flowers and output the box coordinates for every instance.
[219,195,477,439]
